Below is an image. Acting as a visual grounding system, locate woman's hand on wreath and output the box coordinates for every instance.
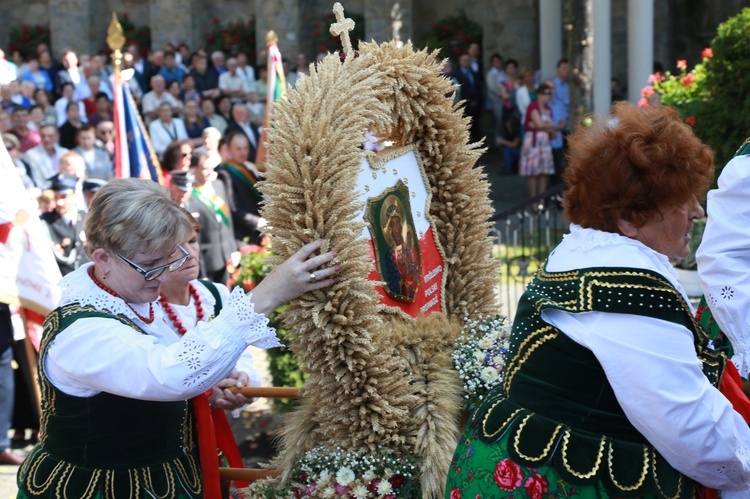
[250,239,339,316]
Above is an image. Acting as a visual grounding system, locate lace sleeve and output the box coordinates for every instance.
[210,287,281,349]
[45,288,280,400]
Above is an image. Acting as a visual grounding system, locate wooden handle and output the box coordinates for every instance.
[228,386,301,399]
[219,467,282,481]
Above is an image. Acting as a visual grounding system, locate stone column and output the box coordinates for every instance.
[150,0,194,49]
[628,0,653,103]
[255,0,301,65]
[364,0,413,45]
[593,0,611,115]
[539,0,562,81]
[49,0,91,57]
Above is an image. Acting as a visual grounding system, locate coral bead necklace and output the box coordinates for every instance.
[88,266,155,324]
[158,283,205,336]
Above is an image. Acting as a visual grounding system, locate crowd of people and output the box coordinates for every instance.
[442,42,574,203]
[6,31,750,499]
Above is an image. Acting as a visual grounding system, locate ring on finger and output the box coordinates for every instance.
[309,272,316,283]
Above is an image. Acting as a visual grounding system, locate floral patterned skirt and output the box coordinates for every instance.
[445,421,661,499]
[519,132,554,177]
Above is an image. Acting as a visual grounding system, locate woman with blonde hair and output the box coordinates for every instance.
[17,178,338,498]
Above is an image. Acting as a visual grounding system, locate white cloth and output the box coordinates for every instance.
[155,280,263,388]
[698,154,750,378]
[148,118,188,158]
[54,98,87,126]
[44,263,280,401]
[515,86,532,122]
[541,224,750,491]
[218,71,250,102]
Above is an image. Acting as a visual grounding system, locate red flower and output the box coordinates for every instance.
[240,244,264,254]
[702,47,714,59]
[685,116,696,126]
[638,97,649,108]
[312,30,319,37]
[676,59,687,70]
[493,459,524,491]
[682,72,695,86]
[523,473,549,499]
[450,488,461,499]
[640,85,655,98]
[243,279,256,290]
[648,72,665,83]
[334,484,350,495]
[211,17,219,24]
[696,304,706,322]
[390,474,406,488]
[314,22,321,28]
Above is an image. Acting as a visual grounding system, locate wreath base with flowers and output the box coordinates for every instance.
[244,33,499,498]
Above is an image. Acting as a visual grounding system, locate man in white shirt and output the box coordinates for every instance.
[148,103,188,159]
[218,58,250,103]
[55,82,87,126]
[236,52,256,86]
[141,75,180,123]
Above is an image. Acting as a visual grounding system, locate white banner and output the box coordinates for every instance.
[0,141,61,316]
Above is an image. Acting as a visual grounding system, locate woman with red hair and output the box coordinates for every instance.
[446,102,750,498]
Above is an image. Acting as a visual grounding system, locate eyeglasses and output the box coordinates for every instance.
[114,245,189,281]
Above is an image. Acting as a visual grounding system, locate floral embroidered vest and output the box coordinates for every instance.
[17,303,203,499]
[474,267,725,499]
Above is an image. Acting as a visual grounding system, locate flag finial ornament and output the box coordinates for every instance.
[330,2,355,60]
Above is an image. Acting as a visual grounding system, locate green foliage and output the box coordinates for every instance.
[9,25,51,59]
[118,13,151,54]
[228,241,307,412]
[312,11,365,55]
[647,7,750,179]
[205,17,256,60]
[418,10,482,60]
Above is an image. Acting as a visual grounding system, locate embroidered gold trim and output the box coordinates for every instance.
[503,328,557,390]
[480,406,522,439]
[652,449,683,499]
[512,413,563,461]
[606,442,649,491]
[560,428,606,480]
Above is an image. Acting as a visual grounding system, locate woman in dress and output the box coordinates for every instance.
[157,214,259,496]
[446,102,750,498]
[17,178,338,498]
[519,82,557,206]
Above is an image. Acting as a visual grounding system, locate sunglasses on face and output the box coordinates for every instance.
[114,245,189,281]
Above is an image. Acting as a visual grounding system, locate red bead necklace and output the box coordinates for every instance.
[87,266,155,324]
[158,283,205,336]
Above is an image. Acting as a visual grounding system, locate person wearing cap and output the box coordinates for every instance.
[82,178,105,208]
[168,169,193,207]
[39,173,88,275]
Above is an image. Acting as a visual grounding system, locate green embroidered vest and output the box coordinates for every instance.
[17,303,203,498]
[474,267,726,499]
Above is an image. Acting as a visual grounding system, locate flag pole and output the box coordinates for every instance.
[108,14,125,178]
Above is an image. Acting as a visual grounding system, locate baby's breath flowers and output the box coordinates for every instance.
[452,314,512,410]
[248,447,421,498]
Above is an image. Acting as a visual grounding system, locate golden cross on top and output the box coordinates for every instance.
[330,2,355,59]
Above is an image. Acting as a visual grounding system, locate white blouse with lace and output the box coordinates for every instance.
[698,154,750,378]
[154,279,263,388]
[542,224,750,491]
[44,263,280,401]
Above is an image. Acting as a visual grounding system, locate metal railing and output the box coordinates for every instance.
[490,183,569,319]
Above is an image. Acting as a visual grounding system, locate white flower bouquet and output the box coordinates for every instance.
[247,447,421,498]
[452,314,512,410]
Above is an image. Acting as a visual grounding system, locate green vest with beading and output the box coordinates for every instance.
[17,303,203,499]
[474,266,726,499]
